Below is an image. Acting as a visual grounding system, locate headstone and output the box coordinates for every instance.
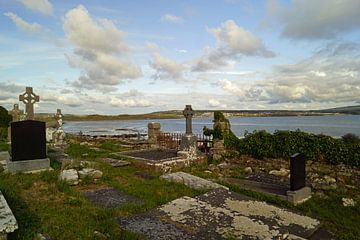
[11,120,46,161]
[290,153,306,191]
[19,87,39,120]
[54,109,63,127]
[287,153,311,205]
[179,105,197,151]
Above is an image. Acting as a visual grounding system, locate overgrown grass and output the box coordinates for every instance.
[0,141,9,151]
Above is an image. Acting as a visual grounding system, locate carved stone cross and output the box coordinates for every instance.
[9,104,24,122]
[19,87,39,120]
[183,105,194,135]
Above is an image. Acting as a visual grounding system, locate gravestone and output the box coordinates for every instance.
[11,120,46,161]
[290,153,306,191]
[179,105,197,152]
[287,153,311,205]
[19,87,39,120]
[7,104,24,142]
[53,109,66,146]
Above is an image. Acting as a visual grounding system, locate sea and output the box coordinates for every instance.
[62,115,360,138]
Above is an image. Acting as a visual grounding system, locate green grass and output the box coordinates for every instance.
[0,141,9,151]
[0,141,204,239]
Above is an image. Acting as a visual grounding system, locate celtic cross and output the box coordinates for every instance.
[9,104,24,122]
[19,87,39,120]
[183,105,194,135]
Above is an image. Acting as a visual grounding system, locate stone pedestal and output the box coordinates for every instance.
[287,187,312,205]
[6,158,50,173]
[179,134,197,151]
[212,139,226,161]
[148,122,161,144]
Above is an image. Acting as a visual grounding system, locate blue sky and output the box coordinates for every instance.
[0,0,359,114]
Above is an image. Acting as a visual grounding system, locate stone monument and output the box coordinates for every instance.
[179,105,197,153]
[6,87,50,172]
[7,104,24,142]
[53,109,66,147]
[19,86,39,120]
[286,153,311,205]
[148,122,161,145]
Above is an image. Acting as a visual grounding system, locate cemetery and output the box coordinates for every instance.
[0,88,359,239]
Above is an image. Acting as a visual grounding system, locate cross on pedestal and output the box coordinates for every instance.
[8,104,24,122]
[19,87,39,120]
[183,105,194,135]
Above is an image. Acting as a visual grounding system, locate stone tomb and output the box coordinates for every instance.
[7,120,50,172]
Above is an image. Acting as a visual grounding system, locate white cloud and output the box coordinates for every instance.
[217,42,360,105]
[4,12,42,34]
[208,98,227,108]
[17,0,53,15]
[149,52,184,81]
[193,20,274,71]
[273,0,360,40]
[161,14,183,24]
[63,5,141,91]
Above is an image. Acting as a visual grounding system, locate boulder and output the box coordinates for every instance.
[244,167,253,174]
[59,169,79,185]
[342,198,356,207]
[269,168,289,177]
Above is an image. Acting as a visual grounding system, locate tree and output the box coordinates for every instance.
[0,106,12,128]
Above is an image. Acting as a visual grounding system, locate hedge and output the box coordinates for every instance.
[224,129,360,167]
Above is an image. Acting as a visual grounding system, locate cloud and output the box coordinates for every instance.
[17,0,53,15]
[208,98,227,108]
[4,12,42,34]
[149,52,184,81]
[217,42,360,105]
[63,5,141,91]
[274,0,360,40]
[161,14,183,24]
[193,20,274,71]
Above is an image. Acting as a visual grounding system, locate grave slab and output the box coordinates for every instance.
[83,188,143,208]
[0,191,18,237]
[160,172,228,191]
[119,188,321,240]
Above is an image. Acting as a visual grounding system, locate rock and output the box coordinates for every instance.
[342,198,356,207]
[102,158,130,167]
[208,164,219,172]
[324,175,336,184]
[61,159,81,170]
[78,168,103,179]
[244,167,253,174]
[80,142,90,146]
[34,233,51,240]
[217,162,231,170]
[82,153,89,157]
[59,169,79,185]
[269,168,289,177]
[93,231,108,240]
[160,172,228,191]
[204,170,212,174]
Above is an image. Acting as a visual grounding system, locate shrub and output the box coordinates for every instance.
[342,133,360,144]
[224,130,360,167]
[0,106,11,128]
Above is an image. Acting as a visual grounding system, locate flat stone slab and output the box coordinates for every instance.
[119,188,320,239]
[160,172,228,191]
[0,190,18,234]
[83,188,143,208]
[101,158,130,167]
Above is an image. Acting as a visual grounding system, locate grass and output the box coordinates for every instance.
[1,138,360,239]
[0,141,203,240]
[0,140,9,151]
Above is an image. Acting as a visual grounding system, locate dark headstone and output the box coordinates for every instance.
[11,120,46,161]
[290,153,306,191]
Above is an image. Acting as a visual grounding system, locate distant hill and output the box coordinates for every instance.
[316,105,360,115]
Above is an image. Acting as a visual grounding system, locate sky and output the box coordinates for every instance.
[0,0,359,115]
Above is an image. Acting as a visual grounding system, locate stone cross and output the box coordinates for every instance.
[183,105,194,135]
[19,87,39,120]
[8,104,23,122]
[54,109,63,127]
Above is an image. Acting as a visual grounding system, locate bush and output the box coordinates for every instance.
[224,130,360,167]
[0,106,11,128]
[0,127,8,140]
[342,133,360,144]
